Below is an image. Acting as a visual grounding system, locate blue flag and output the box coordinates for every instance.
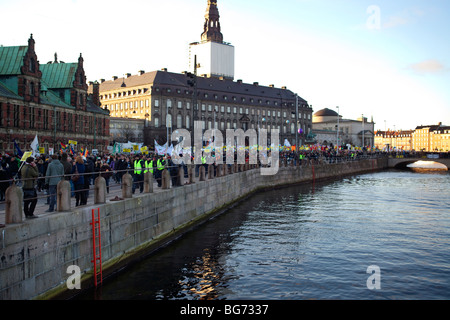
[13,139,24,157]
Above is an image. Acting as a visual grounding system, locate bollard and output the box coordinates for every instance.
[208,165,214,179]
[5,184,23,224]
[144,172,153,193]
[188,165,195,184]
[217,164,223,177]
[178,166,185,185]
[162,169,171,189]
[94,176,107,205]
[122,173,133,198]
[199,166,206,181]
[57,180,71,211]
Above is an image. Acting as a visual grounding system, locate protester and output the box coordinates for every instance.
[72,155,86,206]
[44,154,64,213]
[0,166,10,202]
[132,154,145,193]
[21,157,39,218]
[99,160,113,193]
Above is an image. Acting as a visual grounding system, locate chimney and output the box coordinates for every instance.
[253,82,259,86]
[237,79,242,84]
[113,76,118,80]
[139,70,145,75]
[92,81,100,107]
[281,86,287,90]
[269,84,275,88]
[161,68,168,72]
[126,73,132,78]
[100,79,105,83]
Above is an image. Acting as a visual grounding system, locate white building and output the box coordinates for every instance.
[312,108,375,148]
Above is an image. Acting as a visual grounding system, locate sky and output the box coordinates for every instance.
[1,0,449,131]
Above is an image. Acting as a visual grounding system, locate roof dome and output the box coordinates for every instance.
[314,108,338,117]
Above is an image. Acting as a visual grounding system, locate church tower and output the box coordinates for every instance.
[190,0,235,80]
[201,0,223,43]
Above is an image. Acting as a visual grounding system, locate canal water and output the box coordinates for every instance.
[75,169,450,300]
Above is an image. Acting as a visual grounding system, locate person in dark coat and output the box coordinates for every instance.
[0,166,10,202]
[72,156,86,206]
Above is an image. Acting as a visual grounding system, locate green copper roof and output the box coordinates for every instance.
[40,62,77,89]
[0,45,28,75]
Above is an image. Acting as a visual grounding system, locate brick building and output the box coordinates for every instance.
[0,34,110,155]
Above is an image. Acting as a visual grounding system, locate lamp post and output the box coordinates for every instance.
[295,94,299,152]
[362,113,365,150]
[336,106,340,155]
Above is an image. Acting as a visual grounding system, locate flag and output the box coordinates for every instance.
[60,142,68,153]
[30,135,39,156]
[13,139,24,157]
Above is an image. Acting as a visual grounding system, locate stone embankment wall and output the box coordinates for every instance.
[0,158,387,300]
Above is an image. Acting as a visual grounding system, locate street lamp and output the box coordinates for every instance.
[336,106,340,155]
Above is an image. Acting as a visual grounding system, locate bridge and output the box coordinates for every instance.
[388,156,450,169]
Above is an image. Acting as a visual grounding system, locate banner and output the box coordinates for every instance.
[20,151,32,162]
[155,140,168,155]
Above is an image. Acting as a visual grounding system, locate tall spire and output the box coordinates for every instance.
[201,0,223,43]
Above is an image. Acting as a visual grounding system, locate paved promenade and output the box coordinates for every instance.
[0,178,172,226]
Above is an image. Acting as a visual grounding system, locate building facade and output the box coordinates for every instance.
[0,35,110,155]
[411,123,450,152]
[312,108,375,148]
[374,130,413,151]
[91,0,312,149]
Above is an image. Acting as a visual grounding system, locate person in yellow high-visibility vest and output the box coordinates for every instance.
[132,154,144,194]
[144,156,154,175]
[155,155,166,187]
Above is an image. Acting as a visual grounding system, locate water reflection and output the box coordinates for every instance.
[73,170,450,300]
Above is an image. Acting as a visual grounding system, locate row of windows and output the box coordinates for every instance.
[0,103,107,135]
[156,99,311,120]
[152,114,309,134]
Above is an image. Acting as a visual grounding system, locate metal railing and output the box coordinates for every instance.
[0,154,387,224]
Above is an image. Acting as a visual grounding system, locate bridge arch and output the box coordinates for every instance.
[389,158,449,170]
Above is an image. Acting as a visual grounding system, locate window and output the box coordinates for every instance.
[185,116,190,129]
[155,99,159,107]
[167,99,172,108]
[186,102,191,110]
[13,105,19,127]
[177,114,182,128]
[221,105,225,113]
[202,104,206,111]
[154,117,160,128]
[227,106,231,113]
[208,105,212,112]
[233,107,237,114]
[178,101,183,109]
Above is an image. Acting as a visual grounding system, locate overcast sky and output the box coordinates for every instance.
[1,0,449,130]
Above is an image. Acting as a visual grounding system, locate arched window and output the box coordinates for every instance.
[154,117,160,128]
[185,115,190,129]
[177,114,182,128]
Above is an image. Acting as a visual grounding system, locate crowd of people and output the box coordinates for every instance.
[0,147,447,219]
